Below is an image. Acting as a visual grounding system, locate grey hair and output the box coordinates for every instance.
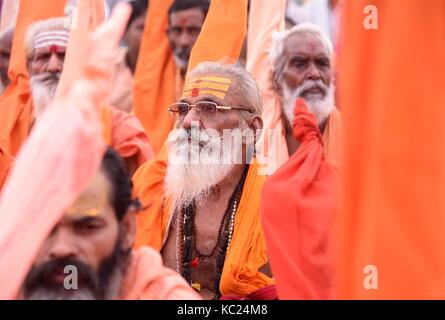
[187,61,263,115]
[24,17,68,60]
[269,23,333,93]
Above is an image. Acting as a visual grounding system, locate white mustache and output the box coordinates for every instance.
[168,128,217,149]
[295,79,328,98]
[31,72,61,84]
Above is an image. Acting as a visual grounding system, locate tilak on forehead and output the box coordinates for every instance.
[34,29,70,51]
[182,75,233,100]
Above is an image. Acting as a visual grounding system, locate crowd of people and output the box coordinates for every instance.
[0,0,444,300]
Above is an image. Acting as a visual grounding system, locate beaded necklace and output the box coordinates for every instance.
[176,165,249,299]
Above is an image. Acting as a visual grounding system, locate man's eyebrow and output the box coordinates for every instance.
[69,215,103,224]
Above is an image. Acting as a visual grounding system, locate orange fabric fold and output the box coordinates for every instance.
[132,143,170,250]
[109,105,153,166]
[337,0,445,299]
[187,0,248,74]
[322,107,342,171]
[133,0,175,154]
[0,0,66,156]
[121,247,200,300]
[261,99,336,299]
[133,157,274,297]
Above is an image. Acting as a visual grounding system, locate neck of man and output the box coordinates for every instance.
[205,163,246,203]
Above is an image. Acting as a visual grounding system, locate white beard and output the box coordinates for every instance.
[165,127,242,209]
[30,72,60,119]
[282,79,335,126]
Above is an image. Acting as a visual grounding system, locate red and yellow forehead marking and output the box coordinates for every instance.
[183,76,232,100]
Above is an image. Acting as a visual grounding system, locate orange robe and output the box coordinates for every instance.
[0,146,13,190]
[121,247,200,299]
[132,154,274,297]
[337,0,445,298]
[261,99,336,299]
[133,0,175,155]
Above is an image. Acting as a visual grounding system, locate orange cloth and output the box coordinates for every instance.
[0,146,13,189]
[186,0,247,74]
[261,99,336,299]
[322,107,342,172]
[133,0,175,155]
[133,156,274,297]
[337,0,445,299]
[0,0,66,156]
[0,3,131,299]
[121,247,200,299]
[109,105,153,166]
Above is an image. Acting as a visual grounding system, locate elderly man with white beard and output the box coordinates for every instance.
[269,23,342,170]
[24,17,152,174]
[132,61,276,300]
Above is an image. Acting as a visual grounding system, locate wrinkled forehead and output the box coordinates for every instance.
[182,73,237,104]
[34,29,69,52]
[285,32,331,58]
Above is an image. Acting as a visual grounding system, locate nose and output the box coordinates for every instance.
[305,62,322,81]
[47,229,78,260]
[178,31,192,48]
[46,53,63,73]
[181,108,200,130]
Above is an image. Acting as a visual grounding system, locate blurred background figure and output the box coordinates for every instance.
[166,0,210,79]
[0,27,13,93]
[109,0,149,112]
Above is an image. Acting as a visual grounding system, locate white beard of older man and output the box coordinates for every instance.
[269,23,342,166]
[281,78,335,128]
[25,17,69,119]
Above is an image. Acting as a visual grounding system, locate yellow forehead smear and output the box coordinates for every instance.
[182,76,233,100]
[65,206,101,219]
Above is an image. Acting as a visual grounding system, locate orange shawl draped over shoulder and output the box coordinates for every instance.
[133,154,273,296]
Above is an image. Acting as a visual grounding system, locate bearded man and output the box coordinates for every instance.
[19,147,199,300]
[269,23,341,169]
[25,17,152,174]
[133,61,275,300]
